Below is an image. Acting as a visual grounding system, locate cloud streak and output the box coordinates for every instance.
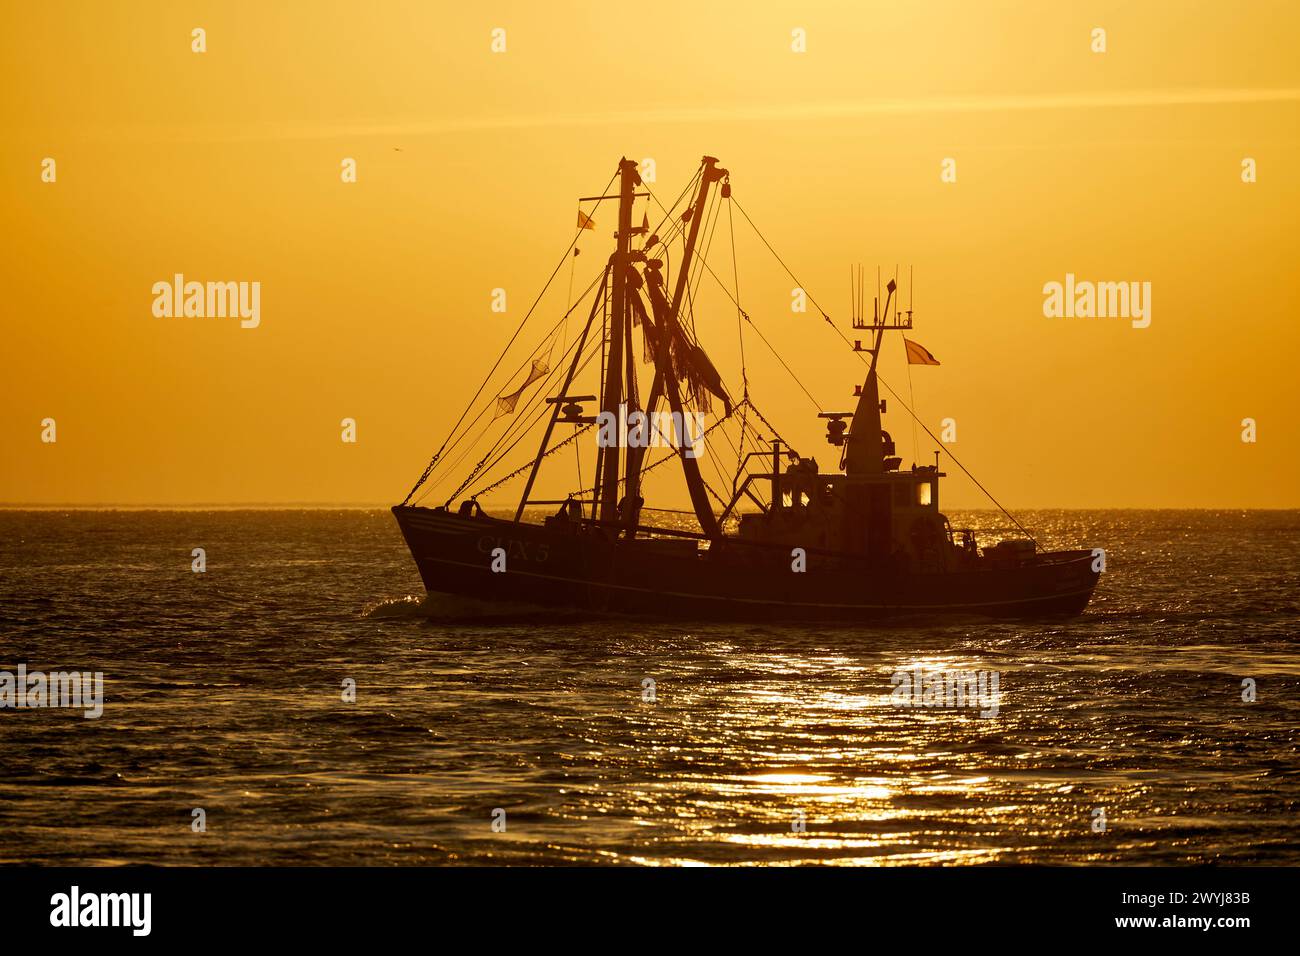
[26,87,1300,143]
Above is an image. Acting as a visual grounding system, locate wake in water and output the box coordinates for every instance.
[363,591,609,624]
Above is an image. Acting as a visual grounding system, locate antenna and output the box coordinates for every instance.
[852,264,873,330]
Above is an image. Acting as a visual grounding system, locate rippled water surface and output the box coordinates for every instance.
[1,509,1297,865]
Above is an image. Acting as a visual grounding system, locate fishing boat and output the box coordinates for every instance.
[392,155,1102,620]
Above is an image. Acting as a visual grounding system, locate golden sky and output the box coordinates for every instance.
[3,0,1297,508]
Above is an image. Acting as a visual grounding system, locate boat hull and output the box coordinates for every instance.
[392,506,1100,621]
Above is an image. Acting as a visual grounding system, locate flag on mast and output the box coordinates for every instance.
[577,210,597,231]
[903,338,940,366]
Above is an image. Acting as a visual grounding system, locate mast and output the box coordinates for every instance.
[844,278,903,474]
[596,158,640,525]
[634,155,727,539]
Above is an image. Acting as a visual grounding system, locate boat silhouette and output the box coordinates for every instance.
[393,156,1102,619]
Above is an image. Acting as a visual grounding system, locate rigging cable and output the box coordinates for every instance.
[443,281,609,505]
[729,195,1036,545]
[571,402,740,500]
[401,167,618,505]
[642,179,825,414]
[472,422,595,501]
[412,264,611,504]
[902,266,920,467]
[455,327,606,504]
[457,265,612,502]
[726,190,749,494]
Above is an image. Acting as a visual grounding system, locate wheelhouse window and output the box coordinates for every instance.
[916,482,933,507]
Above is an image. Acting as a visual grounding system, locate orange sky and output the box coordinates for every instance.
[2,0,1298,508]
